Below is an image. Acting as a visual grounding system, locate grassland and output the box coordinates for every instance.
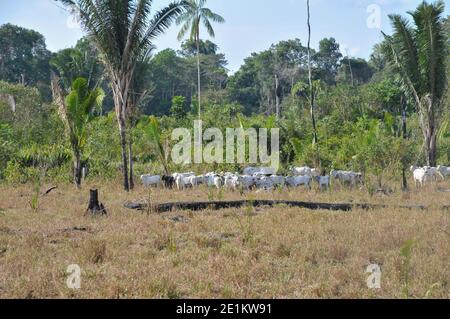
[0,181,449,299]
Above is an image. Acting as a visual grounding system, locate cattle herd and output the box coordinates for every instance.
[410,165,450,187]
[140,164,450,192]
[140,166,372,192]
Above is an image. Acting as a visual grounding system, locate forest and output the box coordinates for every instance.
[0,0,449,192]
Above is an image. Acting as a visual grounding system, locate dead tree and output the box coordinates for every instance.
[86,189,107,216]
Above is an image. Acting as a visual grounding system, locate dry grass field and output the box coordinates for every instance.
[0,180,449,299]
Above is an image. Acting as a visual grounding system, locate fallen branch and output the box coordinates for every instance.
[43,186,58,196]
[124,200,433,213]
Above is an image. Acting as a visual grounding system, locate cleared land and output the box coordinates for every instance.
[0,181,449,298]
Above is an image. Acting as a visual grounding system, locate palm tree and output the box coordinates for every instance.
[52,77,104,188]
[383,0,448,166]
[176,0,225,120]
[59,0,186,191]
[306,0,318,146]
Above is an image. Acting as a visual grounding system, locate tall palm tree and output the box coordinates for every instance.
[59,0,186,191]
[176,0,225,120]
[383,0,448,166]
[306,0,318,146]
[52,76,104,188]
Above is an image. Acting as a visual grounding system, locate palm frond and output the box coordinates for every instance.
[201,8,225,24]
[140,1,186,52]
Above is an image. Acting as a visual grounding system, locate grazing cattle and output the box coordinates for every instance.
[286,175,311,189]
[175,175,185,190]
[330,170,361,187]
[140,175,161,187]
[424,166,444,181]
[291,166,312,176]
[213,176,224,189]
[410,166,430,188]
[255,176,275,190]
[224,174,239,190]
[188,175,200,187]
[162,175,175,189]
[244,166,277,176]
[203,173,219,187]
[438,165,450,179]
[172,172,195,188]
[315,175,331,191]
[270,175,286,188]
[238,175,257,190]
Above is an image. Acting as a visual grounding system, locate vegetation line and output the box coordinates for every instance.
[123,199,447,213]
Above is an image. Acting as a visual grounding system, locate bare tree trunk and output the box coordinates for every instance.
[112,73,132,192]
[196,36,202,120]
[128,131,134,190]
[425,130,437,167]
[401,96,408,191]
[118,116,130,192]
[74,151,82,189]
[275,74,280,118]
[423,98,437,167]
[346,50,355,87]
[307,0,318,146]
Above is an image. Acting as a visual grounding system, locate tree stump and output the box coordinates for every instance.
[86,189,107,216]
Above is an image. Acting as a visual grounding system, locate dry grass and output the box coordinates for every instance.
[0,180,449,299]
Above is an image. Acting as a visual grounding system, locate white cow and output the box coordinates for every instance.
[224,174,239,190]
[286,175,311,189]
[315,175,331,191]
[410,166,430,188]
[213,176,224,189]
[438,165,450,179]
[270,175,286,188]
[255,176,275,190]
[330,170,360,187]
[175,175,185,190]
[140,175,161,187]
[291,166,312,176]
[244,166,277,176]
[238,175,257,190]
[424,166,444,181]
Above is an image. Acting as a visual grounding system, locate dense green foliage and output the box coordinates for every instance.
[0,2,448,191]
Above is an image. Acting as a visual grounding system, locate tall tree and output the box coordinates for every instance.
[176,0,225,120]
[0,24,52,99]
[306,0,318,146]
[51,38,104,91]
[383,0,448,166]
[52,77,104,188]
[59,0,186,191]
[315,38,342,85]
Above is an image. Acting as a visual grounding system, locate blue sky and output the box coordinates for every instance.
[1,0,448,73]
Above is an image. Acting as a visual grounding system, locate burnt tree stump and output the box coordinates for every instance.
[86,189,107,216]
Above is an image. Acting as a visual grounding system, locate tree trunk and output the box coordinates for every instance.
[423,98,437,167]
[118,117,130,191]
[86,189,107,216]
[74,151,82,189]
[275,74,280,118]
[401,96,408,191]
[128,131,134,190]
[196,36,201,120]
[425,131,437,167]
[112,75,131,192]
[307,0,318,147]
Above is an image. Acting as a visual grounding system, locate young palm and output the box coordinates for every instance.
[58,0,186,191]
[52,77,104,188]
[383,0,448,166]
[176,0,225,120]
